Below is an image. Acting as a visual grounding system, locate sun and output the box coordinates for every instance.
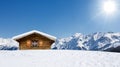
[103,0,117,15]
[91,0,119,23]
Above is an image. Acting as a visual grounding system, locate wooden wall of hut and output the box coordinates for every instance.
[16,33,54,50]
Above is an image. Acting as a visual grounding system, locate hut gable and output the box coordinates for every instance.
[12,30,56,41]
[12,30,56,50]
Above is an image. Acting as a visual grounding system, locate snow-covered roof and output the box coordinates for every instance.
[12,30,56,41]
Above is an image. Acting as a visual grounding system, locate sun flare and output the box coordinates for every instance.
[103,0,117,14]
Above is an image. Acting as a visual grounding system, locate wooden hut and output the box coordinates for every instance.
[12,30,56,50]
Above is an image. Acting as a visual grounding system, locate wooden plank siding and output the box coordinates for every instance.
[16,33,55,50]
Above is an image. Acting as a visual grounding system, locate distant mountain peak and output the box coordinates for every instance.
[52,32,120,52]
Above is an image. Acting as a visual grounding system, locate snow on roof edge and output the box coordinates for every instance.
[12,30,57,41]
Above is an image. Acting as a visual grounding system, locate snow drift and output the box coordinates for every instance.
[52,32,120,52]
[0,50,120,67]
[0,38,18,50]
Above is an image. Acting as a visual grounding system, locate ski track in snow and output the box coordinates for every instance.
[0,50,120,67]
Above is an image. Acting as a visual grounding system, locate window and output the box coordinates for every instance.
[31,40,38,47]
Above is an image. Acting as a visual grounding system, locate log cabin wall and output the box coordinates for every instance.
[16,33,55,50]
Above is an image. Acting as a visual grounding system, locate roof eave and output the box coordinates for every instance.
[12,30,57,41]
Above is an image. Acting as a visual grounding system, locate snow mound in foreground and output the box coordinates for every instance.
[0,38,18,50]
[0,50,120,67]
[52,32,120,52]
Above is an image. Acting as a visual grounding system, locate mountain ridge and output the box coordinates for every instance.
[52,32,120,52]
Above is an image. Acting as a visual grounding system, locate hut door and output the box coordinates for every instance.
[31,40,38,47]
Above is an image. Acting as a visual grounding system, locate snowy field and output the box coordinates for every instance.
[0,50,120,67]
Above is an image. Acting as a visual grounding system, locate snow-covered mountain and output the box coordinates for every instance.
[52,32,120,52]
[0,38,18,50]
[1,32,120,51]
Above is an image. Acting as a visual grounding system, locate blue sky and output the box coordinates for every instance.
[0,0,120,38]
